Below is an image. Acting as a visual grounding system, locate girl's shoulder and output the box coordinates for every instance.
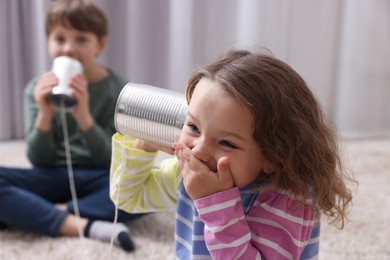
[241,181,315,215]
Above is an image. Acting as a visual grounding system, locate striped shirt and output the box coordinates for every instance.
[110,133,320,259]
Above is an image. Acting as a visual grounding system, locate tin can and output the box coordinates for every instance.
[114,82,188,147]
[50,56,83,110]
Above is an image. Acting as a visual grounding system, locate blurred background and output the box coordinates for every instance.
[0,0,389,140]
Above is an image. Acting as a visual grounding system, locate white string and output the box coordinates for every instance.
[107,134,127,258]
[59,100,84,239]
[107,135,127,257]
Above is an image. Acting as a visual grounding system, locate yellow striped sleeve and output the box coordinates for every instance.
[110,133,181,213]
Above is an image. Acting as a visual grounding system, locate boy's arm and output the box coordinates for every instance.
[24,77,57,166]
[80,123,113,167]
[78,73,127,167]
[110,133,181,213]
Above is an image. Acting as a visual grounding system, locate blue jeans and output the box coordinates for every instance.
[0,166,142,237]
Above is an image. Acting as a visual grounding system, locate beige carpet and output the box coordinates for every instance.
[0,138,389,259]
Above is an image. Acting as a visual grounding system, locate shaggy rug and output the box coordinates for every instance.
[0,138,389,259]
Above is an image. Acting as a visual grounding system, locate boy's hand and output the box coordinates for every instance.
[173,142,234,200]
[69,74,93,131]
[34,72,58,131]
[34,72,58,116]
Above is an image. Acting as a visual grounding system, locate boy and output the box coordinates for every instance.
[0,0,140,252]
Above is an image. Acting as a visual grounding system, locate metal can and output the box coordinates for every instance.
[114,82,188,147]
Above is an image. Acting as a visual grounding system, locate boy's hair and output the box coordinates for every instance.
[186,49,354,228]
[45,0,107,39]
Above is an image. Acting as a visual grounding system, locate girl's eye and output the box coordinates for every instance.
[187,123,199,134]
[219,140,238,149]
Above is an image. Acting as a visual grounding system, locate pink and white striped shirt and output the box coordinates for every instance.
[181,181,320,259]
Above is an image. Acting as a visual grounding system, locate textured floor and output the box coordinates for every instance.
[0,138,389,259]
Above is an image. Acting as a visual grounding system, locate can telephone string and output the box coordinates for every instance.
[59,100,84,239]
[59,99,120,258]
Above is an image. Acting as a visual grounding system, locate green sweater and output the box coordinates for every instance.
[23,69,128,168]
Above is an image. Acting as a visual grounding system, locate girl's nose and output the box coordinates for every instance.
[191,142,217,172]
[190,140,216,170]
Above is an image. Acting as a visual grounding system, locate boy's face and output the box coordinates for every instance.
[179,78,273,188]
[47,24,106,71]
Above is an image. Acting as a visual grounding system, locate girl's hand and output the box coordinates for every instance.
[173,142,234,200]
[69,74,93,131]
[133,139,175,155]
[34,72,58,131]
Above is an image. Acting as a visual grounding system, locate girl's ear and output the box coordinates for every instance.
[263,161,275,174]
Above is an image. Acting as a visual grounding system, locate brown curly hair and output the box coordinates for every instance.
[186,49,355,228]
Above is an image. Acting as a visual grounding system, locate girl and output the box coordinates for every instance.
[110,49,354,259]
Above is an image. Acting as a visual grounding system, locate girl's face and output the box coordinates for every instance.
[47,23,105,72]
[179,78,273,188]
